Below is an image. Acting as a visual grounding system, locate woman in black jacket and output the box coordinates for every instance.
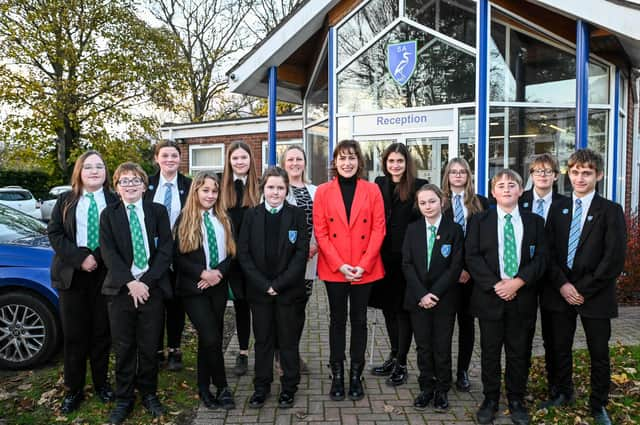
[47,150,117,413]
[369,143,427,386]
[173,172,235,410]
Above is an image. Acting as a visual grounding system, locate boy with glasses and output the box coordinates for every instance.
[518,153,568,400]
[542,149,626,425]
[100,162,173,424]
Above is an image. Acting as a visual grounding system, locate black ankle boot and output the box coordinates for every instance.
[348,362,365,401]
[329,361,345,401]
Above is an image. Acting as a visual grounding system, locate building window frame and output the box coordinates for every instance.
[189,144,225,175]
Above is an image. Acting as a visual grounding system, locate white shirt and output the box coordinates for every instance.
[532,189,553,222]
[233,174,247,185]
[201,210,227,269]
[265,203,284,214]
[497,205,523,280]
[572,190,596,234]
[75,188,107,248]
[152,174,181,229]
[451,190,468,224]
[123,199,150,279]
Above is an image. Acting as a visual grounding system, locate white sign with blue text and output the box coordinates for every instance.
[352,109,454,136]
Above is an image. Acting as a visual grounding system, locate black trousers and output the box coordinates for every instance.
[325,282,372,364]
[108,288,163,401]
[250,301,305,393]
[525,303,557,393]
[549,310,611,409]
[59,270,111,393]
[455,282,475,373]
[182,284,228,391]
[158,269,185,350]
[382,309,412,365]
[233,298,251,351]
[478,302,532,402]
[411,310,455,392]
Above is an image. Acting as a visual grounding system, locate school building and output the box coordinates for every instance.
[160,0,640,212]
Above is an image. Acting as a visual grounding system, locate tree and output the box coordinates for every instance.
[0,0,182,178]
[148,0,253,122]
[248,0,303,37]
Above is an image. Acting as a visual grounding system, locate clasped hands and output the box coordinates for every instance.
[419,293,439,309]
[339,264,364,282]
[560,282,584,305]
[81,254,98,272]
[198,269,223,290]
[494,277,525,301]
[127,280,149,308]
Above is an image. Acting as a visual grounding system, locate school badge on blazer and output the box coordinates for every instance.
[288,230,297,244]
[529,245,535,257]
[440,244,451,258]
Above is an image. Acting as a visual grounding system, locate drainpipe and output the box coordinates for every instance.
[631,70,640,212]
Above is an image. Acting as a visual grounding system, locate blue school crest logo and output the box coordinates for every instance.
[529,245,535,257]
[523,202,529,208]
[387,41,417,86]
[288,230,297,244]
[440,244,451,258]
[562,208,569,215]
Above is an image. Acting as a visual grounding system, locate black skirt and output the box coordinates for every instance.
[368,252,406,311]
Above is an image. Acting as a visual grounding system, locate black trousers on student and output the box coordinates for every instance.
[250,301,305,394]
[108,288,163,401]
[525,301,557,393]
[58,269,111,393]
[233,298,251,351]
[411,310,456,392]
[182,284,228,391]
[549,310,611,409]
[157,269,185,351]
[382,309,413,365]
[478,302,532,402]
[455,282,475,374]
[325,282,372,364]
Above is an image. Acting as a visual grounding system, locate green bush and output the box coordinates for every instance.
[0,169,64,200]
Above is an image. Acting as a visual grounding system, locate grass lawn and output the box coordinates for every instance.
[529,343,640,425]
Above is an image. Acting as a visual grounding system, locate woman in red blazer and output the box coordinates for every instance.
[313,139,386,402]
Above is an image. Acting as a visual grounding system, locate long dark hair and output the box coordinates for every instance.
[381,143,416,202]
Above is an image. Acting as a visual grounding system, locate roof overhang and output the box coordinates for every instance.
[159,115,303,141]
[227,0,340,103]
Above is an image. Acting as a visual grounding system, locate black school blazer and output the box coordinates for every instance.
[518,189,567,215]
[144,172,192,207]
[99,201,173,297]
[542,194,626,318]
[172,214,233,297]
[237,202,309,305]
[402,216,464,315]
[465,208,547,320]
[48,190,119,290]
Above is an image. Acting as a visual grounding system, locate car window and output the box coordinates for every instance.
[0,205,47,243]
[0,190,32,201]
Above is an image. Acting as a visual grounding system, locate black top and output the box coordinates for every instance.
[338,175,357,223]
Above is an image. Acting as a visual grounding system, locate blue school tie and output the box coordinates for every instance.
[503,214,518,278]
[535,199,545,218]
[567,199,582,269]
[163,182,173,218]
[454,194,465,234]
[86,192,99,250]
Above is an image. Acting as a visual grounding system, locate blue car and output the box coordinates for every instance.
[0,203,60,369]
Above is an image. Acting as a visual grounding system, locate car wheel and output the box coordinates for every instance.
[0,292,60,369]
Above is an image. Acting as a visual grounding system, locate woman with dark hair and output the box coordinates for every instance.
[441,157,490,392]
[145,140,192,371]
[220,141,260,376]
[369,143,427,386]
[313,139,386,401]
[173,172,235,410]
[48,150,118,413]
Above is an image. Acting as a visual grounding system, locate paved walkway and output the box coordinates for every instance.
[192,284,640,425]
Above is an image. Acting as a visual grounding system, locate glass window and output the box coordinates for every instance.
[458,107,477,173]
[337,116,352,141]
[488,107,608,195]
[306,54,328,123]
[489,22,610,105]
[307,121,329,184]
[337,0,398,67]
[190,145,224,174]
[405,0,476,47]
[338,23,475,113]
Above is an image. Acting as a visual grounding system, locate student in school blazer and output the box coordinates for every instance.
[100,201,173,298]
[145,173,191,206]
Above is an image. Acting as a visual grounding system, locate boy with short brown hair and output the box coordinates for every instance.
[542,149,626,425]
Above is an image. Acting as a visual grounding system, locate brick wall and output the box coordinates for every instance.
[177,130,303,175]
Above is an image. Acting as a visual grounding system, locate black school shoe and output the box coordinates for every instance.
[95,384,115,403]
[455,370,471,392]
[508,399,530,425]
[233,353,248,376]
[216,387,235,410]
[249,390,270,408]
[278,391,295,408]
[60,391,84,414]
[433,391,449,411]
[141,393,166,418]
[413,390,434,410]
[591,406,613,425]
[108,399,134,425]
[199,388,219,409]
[476,398,499,424]
[167,348,183,371]
[385,364,408,386]
[371,357,396,376]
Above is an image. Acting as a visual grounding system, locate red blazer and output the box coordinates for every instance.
[313,178,386,284]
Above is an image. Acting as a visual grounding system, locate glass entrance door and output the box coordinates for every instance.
[406,135,450,187]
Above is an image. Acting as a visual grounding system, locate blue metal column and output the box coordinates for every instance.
[268,66,278,166]
[612,69,620,202]
[328,27,336,161]
[575,20,590,150]
[476,0,489,196]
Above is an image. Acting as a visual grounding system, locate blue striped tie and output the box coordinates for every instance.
[163,182,172,218]
[535,199,545,218]
[566,199,582,269]
[454,194,465,234]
